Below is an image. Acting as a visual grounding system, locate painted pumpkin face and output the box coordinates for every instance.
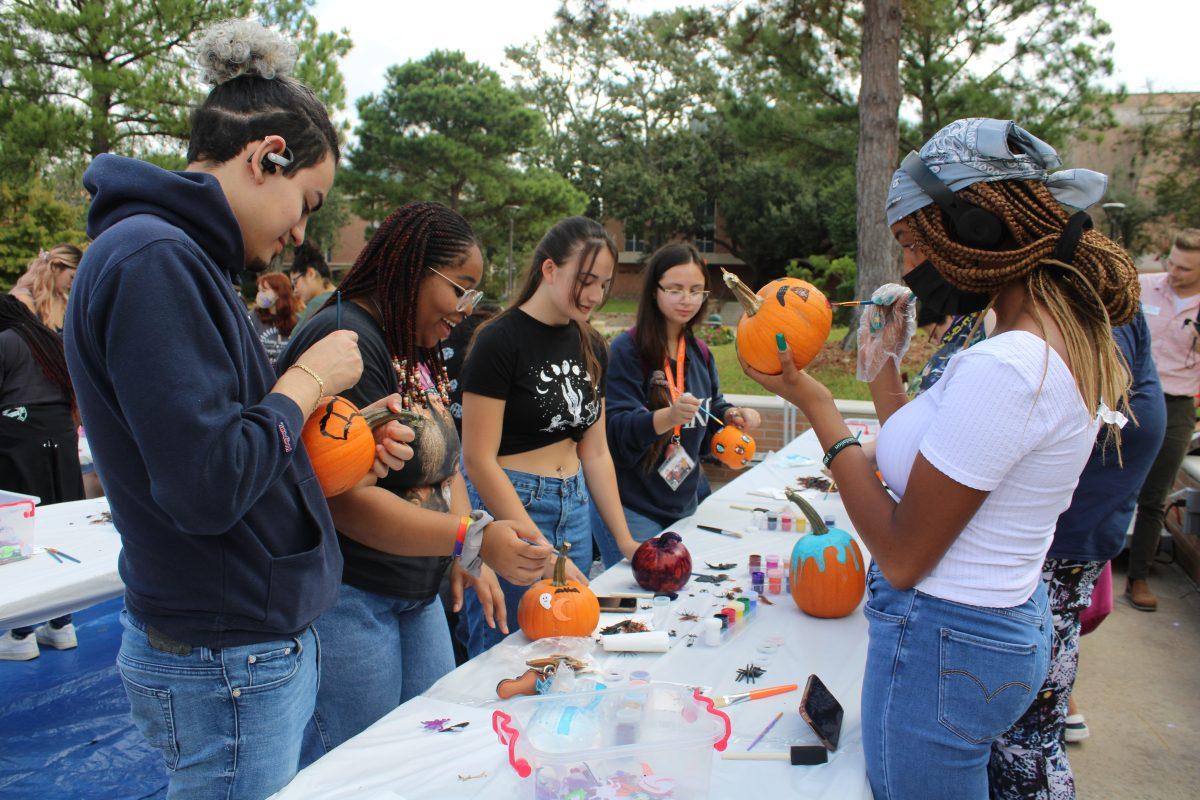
[518,544,600,639]
[301,396,375,497]
[710,426,756,469]
[724,270,832,375]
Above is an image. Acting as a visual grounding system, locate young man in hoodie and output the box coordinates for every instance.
[63,22,411,800]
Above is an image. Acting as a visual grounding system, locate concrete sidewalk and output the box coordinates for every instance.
[1071,556,1200,799]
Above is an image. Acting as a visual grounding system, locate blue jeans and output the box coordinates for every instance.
[116,610,318,800]
[301,583,455,764]
[861,565,1051,800]
[460,467,593,657]
[590,503,669,569]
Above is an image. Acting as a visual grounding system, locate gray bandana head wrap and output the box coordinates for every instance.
[885,118,1108,226]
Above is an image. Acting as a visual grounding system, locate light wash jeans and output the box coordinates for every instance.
[460,466,593,657]
[116,610,318,800]
[861,564,1052,800]
[590,503,669,569]
[301,583,455,764]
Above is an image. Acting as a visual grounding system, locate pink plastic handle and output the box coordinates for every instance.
[492,710,532,778]
[693,688,732,752]
[0,500,35,519]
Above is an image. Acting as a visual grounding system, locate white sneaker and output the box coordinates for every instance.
[0,630,40,660]
[1064,713,1090,743]
[36,622,77,650]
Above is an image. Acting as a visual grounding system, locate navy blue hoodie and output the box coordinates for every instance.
[605,330,733,523]
[64,154,341,648]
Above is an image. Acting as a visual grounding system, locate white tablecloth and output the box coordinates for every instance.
[0,497,123,630]
[277,428,877,800]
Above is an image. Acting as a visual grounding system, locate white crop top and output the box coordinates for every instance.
[875,331,1098,607]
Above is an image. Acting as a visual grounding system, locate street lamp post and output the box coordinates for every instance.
[505,205,522,299]
[1101,202,1126,245]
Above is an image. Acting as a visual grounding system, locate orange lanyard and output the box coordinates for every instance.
[663,336,687,438]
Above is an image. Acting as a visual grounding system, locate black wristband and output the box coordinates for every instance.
[822,436,862,468]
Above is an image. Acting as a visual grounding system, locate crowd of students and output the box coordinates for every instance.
[1,18,1196,800]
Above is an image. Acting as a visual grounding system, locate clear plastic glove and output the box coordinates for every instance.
[856,283,916,382]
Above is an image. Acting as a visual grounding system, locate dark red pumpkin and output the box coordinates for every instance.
[632,531,693,593]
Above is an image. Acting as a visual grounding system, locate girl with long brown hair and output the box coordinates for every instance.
[741,118,1138,800]
[11,244,81,333]
[459,216,640,656]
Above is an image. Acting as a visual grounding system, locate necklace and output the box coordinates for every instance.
[371,298,452,410]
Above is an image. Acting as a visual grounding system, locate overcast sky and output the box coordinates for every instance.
[313,0,1199,130]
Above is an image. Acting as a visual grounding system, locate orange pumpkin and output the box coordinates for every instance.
[723,269,832,375]
[301,396,419,497]
[518,543,600,640]
[710,426,756,469]
[785,489,865,618]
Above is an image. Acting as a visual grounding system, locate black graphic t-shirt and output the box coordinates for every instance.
[461,309,607,456]
[441,312,487,434]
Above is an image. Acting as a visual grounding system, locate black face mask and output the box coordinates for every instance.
[902,260,991,317]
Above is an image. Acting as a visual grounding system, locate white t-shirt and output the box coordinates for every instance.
[875,331,1098,607]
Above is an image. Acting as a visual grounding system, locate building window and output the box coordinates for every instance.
[697,198,716,253]
[624,228,645,253]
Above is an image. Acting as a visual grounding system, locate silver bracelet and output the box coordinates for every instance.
[457,510,494,578]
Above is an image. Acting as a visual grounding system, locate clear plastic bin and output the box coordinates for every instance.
[493,682,731,799]
[0,490,39,565]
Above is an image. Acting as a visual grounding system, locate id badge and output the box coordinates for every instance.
[658,440,696,491]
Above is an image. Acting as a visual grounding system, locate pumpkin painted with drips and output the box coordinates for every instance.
[722,269,832,375]
[301,396,421,497]
[518,543,600,640]
[785,488,865,618]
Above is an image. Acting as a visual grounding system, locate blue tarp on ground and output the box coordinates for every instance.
[0,598,168,799]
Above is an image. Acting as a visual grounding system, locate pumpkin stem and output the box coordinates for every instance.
[721,268,763,316]
[362,408,423,430]
[785,488,828,535]
[552,542,571,586]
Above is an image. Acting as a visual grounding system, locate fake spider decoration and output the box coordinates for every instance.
[797,475,835,492]
[705,562,736,571]
[757,594,775,606]
[735,664,767,684]
[677,612,701,622]
[694,573,730,584]
[685,634,698,647]
[599,619,649,636]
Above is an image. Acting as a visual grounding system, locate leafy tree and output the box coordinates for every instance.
[1155,98,1200,231]
[345,50,586,272]
[0,181,86,288]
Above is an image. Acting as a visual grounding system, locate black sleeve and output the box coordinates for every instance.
[461,317,516,399]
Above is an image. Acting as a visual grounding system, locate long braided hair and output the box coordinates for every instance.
[905,178,1139,435]
[335,202,477,405]
[0,295,75,411]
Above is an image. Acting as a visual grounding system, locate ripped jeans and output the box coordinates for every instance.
[861,564,1052,800]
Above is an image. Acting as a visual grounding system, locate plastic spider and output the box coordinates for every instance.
[677,612,701,622]
[735,663,767,684]
[705,562,736,571]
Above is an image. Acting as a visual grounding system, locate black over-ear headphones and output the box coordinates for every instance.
[900,151,1005,249]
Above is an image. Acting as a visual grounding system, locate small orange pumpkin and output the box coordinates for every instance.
[301,396,419,497]
[723,269,832,375]
[710,426,756,469]
[786,488,865,618]
[518,543,600,640]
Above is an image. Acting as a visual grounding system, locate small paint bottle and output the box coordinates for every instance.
[748,554,763,571]
[721,607,738,627]
[780,512,792,532]
[736,596,751,617]
[703,617,723,646]
[767,569,784,595]
[765,554,780,571]
[751,570,765,594]
[766,513,778,531]
[752,510,767,530]
[747,590,760,612]
[823,515,837,530]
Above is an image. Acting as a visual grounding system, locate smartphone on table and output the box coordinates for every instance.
[799,673,844,751]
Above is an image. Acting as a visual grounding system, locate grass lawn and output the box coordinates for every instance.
[600,297,638,315]
[709,325,873,401]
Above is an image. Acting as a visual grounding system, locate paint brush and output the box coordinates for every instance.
[722,746,828,765]
[747,712,785,751]
[697,524,744,539]
[335,289,342,329]
[713,683,798,708]
[830,299,881,307]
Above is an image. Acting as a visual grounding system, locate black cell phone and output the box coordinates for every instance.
[799,674,843,751]
[596,596,639,612]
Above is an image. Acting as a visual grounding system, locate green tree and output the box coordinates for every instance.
[345,50,586,271]
[1155,98,1200,230]
[0,181,86,288]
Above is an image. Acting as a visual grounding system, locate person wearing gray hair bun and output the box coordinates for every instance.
[64,18,413,800]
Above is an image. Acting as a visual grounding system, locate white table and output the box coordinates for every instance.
[276,428,877,800]
[0,497,123,630]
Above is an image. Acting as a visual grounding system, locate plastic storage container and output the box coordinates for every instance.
[0,490,39,565]
[493,682,731,799]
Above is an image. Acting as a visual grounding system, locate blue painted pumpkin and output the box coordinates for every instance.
[785,489,865,618]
